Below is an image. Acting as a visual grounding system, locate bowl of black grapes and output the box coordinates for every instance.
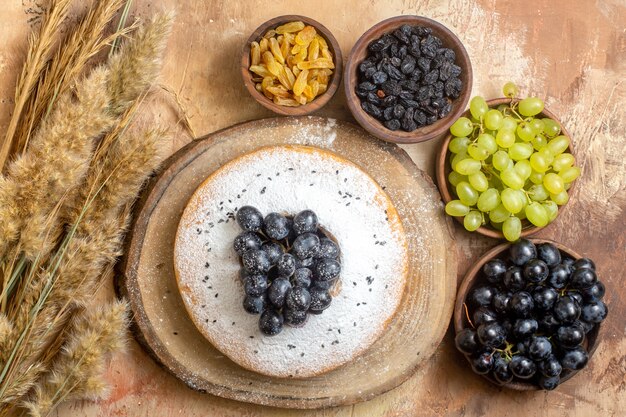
[454,238,608,390]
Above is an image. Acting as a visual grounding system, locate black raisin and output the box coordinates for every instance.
[386,64,404,81]
[382,95,397,107]
[400,98,420,108]
[431,97,448,109]
[417,57,431,73]
[368,39,386,52]
[393,29,410,44]
[392,104,405,119]
[384,119,401,131]
[414,110,427,125]
[439,102,452,118]
[400,79,419,92]
[450,64,462,78]
[390,57,402,67]
[364,67,377,80]
[400,24,413,37]
[358,81,377,91]
[400,55,416,74]
[359,60,374,73]
[410,69,422,81]
[402,109,418,131]
[439,60,452,81]
[355,88,368,98]
[398,91,414,100]
[390,43,399,57]
[443,48,456,61]
[361,101,382,119]
[424,69,439,85]
[445,78,462,98]
[397,45,408,59]
[366,92,382,105]
[382,80,402,96]
[413,26,432,37]
[421,38,437,58]
[417,85,431,101]
[383,106,394,121]
[426,114,438,124]
[371,71,388,85]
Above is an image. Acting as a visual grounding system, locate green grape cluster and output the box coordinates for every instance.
[445,82,580,241]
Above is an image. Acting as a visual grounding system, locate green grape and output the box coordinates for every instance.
[529,184,549,201]
[538,147,555,164]
[445,200,470,216]
[489,204,511,223]
[559,166,581,183]
[509,143,534,161]
[477,133,498,154]
[529,118,545,134]
[552,153,575,172]
[469,96,489,120]
[531,134,548,151]
[543,200,559,221]
[449,136,470,154]
[497,104,509,113]
[518,97,544,117]
[500,168,524,189]
[455,158,482,175]
[496,129,516,148]
[564,182,572,191]
[492,150,511,171]
[450,117,474,137]
[514,160,532,179]
[456,181,479,206]
[547,135,570,155]
[484,109,504,130]
[542,118,561,137]
[501,116,518,131]
[490,220,503,231]
[529,170,544,185]
[477,188,500,212]
[503,216,522,241]
[516,122,535,142]
[464,210,483,232]
[516,206,527,220]
[501,188,524,214]
[502,81,519,98]
[468,143,490,161]
[543,172,565,194]
[448,171,467,187]
[550,190,569,206]
[525,202,549,227]
[469,172,489,192]
[529,152,551,173]
[451,151,468,171]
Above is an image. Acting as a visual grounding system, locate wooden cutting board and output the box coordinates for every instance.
[118,116,457,409]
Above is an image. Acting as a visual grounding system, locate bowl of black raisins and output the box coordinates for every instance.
[344,16,472,143]
[454,238,606,390]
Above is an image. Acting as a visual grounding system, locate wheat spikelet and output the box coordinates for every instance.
[5,67,117,261]
[0,177,21,259]
[16,0,133,153]
[107,12,174,114]
[0,313,12,355]
[0,0,73,170]
[20,301,129,417]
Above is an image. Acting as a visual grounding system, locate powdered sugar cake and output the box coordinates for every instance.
[174,145,408,378]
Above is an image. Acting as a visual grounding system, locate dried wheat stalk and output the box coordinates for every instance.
[0,0,72,169]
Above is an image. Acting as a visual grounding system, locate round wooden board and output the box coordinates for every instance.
[118,116,458,409]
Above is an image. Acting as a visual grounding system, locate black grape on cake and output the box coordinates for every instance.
[234,206,342,336]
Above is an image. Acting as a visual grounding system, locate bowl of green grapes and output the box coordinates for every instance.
[436,82,579,241]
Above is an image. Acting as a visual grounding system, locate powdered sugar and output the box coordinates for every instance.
[174,145,408,378]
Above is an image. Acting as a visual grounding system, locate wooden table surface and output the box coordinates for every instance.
[1,1,624,416]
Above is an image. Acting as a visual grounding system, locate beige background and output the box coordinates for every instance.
[1,0,625,416]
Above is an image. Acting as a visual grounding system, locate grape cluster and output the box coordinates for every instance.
[233,206,341,336]
[444,82,580,241]
[455,239,608,390]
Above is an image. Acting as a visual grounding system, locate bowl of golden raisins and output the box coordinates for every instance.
[241,15,343,115]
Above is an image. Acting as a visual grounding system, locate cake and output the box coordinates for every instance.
[174,145,408,378]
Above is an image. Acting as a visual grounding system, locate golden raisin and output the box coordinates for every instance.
[248,21,334,107]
